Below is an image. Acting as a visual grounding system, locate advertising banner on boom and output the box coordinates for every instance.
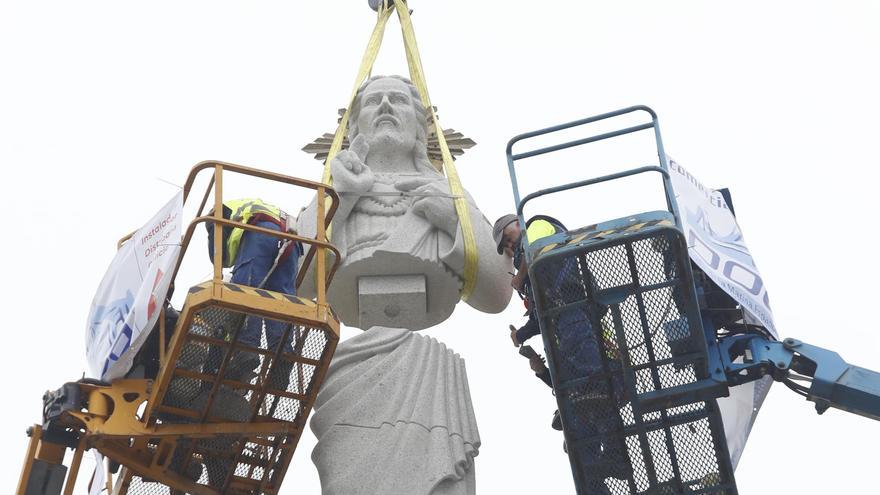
[667,157,776,469]
[668,158,776,337]
[85,191,183,381]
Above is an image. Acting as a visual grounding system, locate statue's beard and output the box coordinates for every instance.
[367,130,416,153]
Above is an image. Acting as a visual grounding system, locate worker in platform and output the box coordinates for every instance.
[493,213,566,406]
[494,213,632,486]
[207,198,303,378]
[493,213,564,347]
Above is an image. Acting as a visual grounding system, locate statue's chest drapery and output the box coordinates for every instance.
[345,173,422,256]
[352,176,414,215]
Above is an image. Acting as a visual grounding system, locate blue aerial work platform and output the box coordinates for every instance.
[505,106,880,495]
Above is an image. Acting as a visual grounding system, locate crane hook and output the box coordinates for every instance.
[368,0,410,14]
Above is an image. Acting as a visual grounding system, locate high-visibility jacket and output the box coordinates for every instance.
[207,198,288,268]
[525,218,559,244]
[512,216,567,272]
[225,198,287,265]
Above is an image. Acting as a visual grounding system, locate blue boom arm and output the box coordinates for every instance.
[717,333,880,420]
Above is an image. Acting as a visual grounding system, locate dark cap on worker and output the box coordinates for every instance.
[492,214,519,255]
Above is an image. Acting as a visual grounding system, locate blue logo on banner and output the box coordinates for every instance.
[89,291,135,379]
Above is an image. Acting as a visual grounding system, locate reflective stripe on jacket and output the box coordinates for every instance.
[225,198,285,266]
[206,198,287,268]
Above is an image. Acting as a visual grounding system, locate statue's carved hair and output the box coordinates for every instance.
[348,75,440,177]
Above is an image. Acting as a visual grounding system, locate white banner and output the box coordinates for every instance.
[667,157,776,469]
[668,158,776,337]
[85,191,183,380]
[89,452,105,495]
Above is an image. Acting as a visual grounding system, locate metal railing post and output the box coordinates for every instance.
[316,187,328,312]
[213,165,224,283]
[62,437,87,495]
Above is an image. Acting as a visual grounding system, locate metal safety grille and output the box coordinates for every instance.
[123,476,171,495]
[532,220,736,495]
[143,304,332,493]
[114,433,294,495]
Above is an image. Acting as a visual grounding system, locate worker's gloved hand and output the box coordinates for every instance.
[396,175,458,237]
[509,324,520,347]
[529,354,547,373]
[331,134,375,195]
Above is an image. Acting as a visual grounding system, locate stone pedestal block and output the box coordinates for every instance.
[358,274,427,329]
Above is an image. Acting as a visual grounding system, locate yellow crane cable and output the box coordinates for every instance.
[321,5,393,184]
[393,0,478,300]
[319,0,479,301]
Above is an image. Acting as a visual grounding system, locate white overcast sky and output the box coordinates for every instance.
[2,1,879,493]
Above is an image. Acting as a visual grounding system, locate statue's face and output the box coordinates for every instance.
[356,78,420,153]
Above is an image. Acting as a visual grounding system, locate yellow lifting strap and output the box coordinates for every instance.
[320,0,479,301]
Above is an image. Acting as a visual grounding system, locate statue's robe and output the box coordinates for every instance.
[310,327,479,495]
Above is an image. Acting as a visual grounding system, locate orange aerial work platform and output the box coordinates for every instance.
[17,162,340,495]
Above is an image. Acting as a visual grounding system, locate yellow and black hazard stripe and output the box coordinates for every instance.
[537,218,674,257]
[188,282,317,308]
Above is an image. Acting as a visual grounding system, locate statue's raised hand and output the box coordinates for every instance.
[396,176,459,238]
[331,134,374,194]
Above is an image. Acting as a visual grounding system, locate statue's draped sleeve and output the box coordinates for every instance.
[438,188,513,314]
